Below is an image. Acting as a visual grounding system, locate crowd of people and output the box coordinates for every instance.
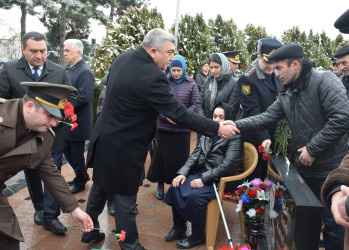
[0,8,349,250]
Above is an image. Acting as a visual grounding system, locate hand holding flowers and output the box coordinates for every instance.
[58,102,78,131]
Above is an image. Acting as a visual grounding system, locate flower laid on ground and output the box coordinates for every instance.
[258,145,272,160]
[58,102,78,131]
[217,244,251,250]
[66,225,126,242]
[222,178,294,223]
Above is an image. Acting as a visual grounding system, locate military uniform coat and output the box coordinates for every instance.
[0,99,78,242]
[237,59,282,147]
[87,47,219,196]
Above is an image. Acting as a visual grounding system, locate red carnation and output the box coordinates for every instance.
[70,114,77,123]
[257,207,264,214]
[247,189,257,198]
[263,153,270,160]
[258,145,264,153]
[71,122,78,131]
[117,230,126,242]
[275,190,282,199]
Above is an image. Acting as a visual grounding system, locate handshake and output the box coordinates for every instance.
[217,120,240,139]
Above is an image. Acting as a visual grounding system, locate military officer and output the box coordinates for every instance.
[222,50,242,78]
[0,82,93,250]
[237,38,283,180]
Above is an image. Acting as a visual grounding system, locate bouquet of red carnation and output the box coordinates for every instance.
[258,145,272,160]
[223,178,294,223]
[58,102,78,131]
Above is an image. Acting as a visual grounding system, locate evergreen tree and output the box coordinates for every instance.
[90,5,164,79]
[208,15,249,72]
[244,24,272,62]
[38,0,107,65]
[171,13,213,77]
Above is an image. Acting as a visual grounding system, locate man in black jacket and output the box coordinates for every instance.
[233,43,349,249]
[82,28,238,249]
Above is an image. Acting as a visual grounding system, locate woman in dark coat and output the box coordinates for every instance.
[195,60,209,92]
[196,53,239,120]
[147,55,199,200]
[163,103,244,249]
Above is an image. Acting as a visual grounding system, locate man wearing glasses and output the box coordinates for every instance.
[237,38,283,180]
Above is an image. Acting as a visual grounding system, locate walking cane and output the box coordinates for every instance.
[213,182,234,248]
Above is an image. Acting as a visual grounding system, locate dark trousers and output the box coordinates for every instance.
[0,235,19,250]
[64,140,89,187]
[43,150,63,221]
[24,149,63,212]
[294,176,345,250]
[85,183,144,250]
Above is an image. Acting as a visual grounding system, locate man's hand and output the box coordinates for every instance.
[217,121,240,139]
[172,175,186,187]
[331,186,349,229]
[261,139,271,150]
[297,146,315,166]
[70,207,94,232]
[190,178,204,189]
[166,117,176,125]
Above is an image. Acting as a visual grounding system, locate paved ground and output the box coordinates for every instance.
[6,133,245,249]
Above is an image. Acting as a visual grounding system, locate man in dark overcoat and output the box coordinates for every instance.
[0,82,93,250]
[237,38,283,180]
[63,39,95,194]
[0,31,71,233]
[234,43,349,249]
[82,28,238,249]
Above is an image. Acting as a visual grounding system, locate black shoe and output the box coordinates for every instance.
[107,200,115,216]
[176,236,205,249]
[70,184,85,194]
[43,219,67,234]
[165,228,186,241]
[34,210,43,225]
[156,187,164,200]
[81,229,105,244]
[67,179,74,186]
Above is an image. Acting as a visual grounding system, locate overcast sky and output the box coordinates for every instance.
[0,0,348,43]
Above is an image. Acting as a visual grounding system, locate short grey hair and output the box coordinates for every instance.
[64,39,84,55]
[141,28,175,50]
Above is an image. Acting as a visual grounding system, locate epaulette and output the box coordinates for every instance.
[0,98,6,103]
[243,66,256,78]
[48,127,55,137]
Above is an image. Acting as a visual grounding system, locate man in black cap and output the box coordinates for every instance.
[0,82,93,249]
[222,50,241,78]
[233,43,349,249]
[237,38,283,180]
[334,9,349,34]
[334,45,349,97]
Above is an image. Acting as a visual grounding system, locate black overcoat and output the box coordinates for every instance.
[64,59,95,140]
[87,47,219,196]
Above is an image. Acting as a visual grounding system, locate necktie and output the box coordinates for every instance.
[33,67,39,82]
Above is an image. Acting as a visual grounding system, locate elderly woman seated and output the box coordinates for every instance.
[163,103,244,249]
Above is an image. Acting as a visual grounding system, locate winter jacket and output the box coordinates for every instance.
[157,75,199,132]
[196,71,239,119]
[236,60,349,178]
[195,70,208,92]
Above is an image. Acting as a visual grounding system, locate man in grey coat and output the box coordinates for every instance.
[232,43,349,249]
[0,31,71,234]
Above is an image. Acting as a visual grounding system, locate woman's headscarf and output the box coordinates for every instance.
[208,53,231,111]
[169,55,186,84]
[209,53,230,81]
